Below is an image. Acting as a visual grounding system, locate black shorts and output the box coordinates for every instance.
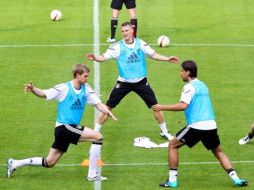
[52,124,84,153]
[111,0,136,10]
[176,126,220,150]
[106,78,158,109]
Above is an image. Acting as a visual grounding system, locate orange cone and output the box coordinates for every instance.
[96,159,105,166]
[80,159,105,167]
[81,159,90,167]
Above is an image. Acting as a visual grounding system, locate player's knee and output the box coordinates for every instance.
[98,132,103,140]
[92,138,103,145]
[43,157,56,168]
[169,139,180,149]
[47,160,57,168]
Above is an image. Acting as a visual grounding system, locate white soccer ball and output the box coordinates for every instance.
[50,10,62,21]
[157,35,170,47]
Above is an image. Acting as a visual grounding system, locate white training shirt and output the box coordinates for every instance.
[180,79,217,130]
[43,81,101,126]
[103,38,155,83]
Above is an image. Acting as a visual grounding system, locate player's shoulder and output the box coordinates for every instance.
[138,38,149,47]
[108,41,121,50]
[182,83,194,93]
[53,83,68,91]
[84,83,95,93]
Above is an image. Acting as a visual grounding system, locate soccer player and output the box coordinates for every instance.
[7,64,117,181]
[239,123,254,144]
[87,22,180,140]
[152,60,248,188]
[107,0,137,43]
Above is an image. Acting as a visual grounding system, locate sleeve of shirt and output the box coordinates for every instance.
[140,39,155,57]
[103,43,120,60]
[180,83,195,104]
[85,84,102,105]
[43,83,68,101]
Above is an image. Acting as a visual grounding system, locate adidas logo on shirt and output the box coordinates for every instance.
[127,52,140,63]
[71,98,82,110]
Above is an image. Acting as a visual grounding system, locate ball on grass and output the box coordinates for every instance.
[50,10,62,21]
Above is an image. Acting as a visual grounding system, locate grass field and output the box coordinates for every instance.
[0,0,254,189]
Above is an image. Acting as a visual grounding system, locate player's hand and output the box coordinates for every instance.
[108,111,118,121]
[168,56,180,64]
[24,82,33,93]
[152,104,164,112]
[87,53,95,61]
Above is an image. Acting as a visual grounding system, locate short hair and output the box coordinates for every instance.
[72,64,90,78]
[181,60,198,78]
[121,21,132,27]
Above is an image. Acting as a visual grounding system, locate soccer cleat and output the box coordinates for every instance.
[106,37,116,43]
[239,135,251,145]
[233,179,248,187]
[6,158,16,178]
[160,131,174,141]
[87,174,108,181]
[159,179,178,188]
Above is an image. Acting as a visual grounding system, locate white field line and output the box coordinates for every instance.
[93,0,100,119]
[1,43,254,48]
[1,160,253,167]
[93,0,101,189]
[103,160,254,166]
[36,160,254,166]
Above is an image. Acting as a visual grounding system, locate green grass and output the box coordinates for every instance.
[0,0,254,189]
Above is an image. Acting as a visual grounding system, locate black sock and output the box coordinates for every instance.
[226,168,234,174]
[130,18,138,38]
[111,19,118,39]
[248,132,254,139]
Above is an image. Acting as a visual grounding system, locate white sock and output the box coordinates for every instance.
[94,123,102,132]
[88,144,102,177]
[14,157,43,168]
[169,169,178,183]
[228,170,240,181]
[159,122,168,133]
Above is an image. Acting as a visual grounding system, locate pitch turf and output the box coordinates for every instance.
[0,0,254,189]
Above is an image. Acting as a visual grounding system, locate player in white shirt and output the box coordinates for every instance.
[7,64,117,181]
[153,60,247,188]
[87,22,180,141]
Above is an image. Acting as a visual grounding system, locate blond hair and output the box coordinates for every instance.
[72,64,90,78]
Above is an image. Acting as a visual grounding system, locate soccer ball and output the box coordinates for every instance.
[50,10,62,21]
[157,35,170,47]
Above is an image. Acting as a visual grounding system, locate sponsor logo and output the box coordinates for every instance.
[127,51,140,63]
[71,98,83,110]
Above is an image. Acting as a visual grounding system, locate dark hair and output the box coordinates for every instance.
[121,22,132,27]
[181,60,197,78]
[72,64,90,78]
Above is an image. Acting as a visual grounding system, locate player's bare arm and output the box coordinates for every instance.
[95,103,118,121]
[87,53,106,62]
[24,82,46,98]
[152,102,188,112]
[151,52,180,64]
